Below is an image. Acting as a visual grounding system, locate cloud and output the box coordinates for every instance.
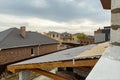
[0,0,110,35]
[29,0,48,8]
[0,13,109,35]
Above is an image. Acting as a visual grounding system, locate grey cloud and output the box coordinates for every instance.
[0,0,110,23]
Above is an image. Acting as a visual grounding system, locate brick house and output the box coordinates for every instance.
[79,36,94,45]
[0,27,59,65]
[44,31,61,41]
[44,32,74,43]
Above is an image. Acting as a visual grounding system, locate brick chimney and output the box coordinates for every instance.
[20,26,26,38]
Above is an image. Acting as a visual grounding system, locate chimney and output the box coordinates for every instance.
[20,26,26,38]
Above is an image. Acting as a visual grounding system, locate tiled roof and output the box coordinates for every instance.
[48,31,59,34]
[0,28,58,49]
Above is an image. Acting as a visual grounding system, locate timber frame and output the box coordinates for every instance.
[7,59,98,80]
[7,59,98,73]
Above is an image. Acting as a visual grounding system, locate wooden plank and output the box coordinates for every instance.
[7,59,98,73]
[100,0,111,9]
[31,69,68,80]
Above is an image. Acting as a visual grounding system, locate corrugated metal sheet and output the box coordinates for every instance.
[12,44,95,65]
[11,42,108,66]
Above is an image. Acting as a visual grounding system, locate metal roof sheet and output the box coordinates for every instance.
[12,44,95,66]
[11,42,109,66]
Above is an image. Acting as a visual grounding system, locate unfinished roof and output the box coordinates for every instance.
[11,44,95,65]
[100,0,111,9]
[7,42,109,73]
[11,42,108,66]
[76,42,109,58]
[0,28,58,49]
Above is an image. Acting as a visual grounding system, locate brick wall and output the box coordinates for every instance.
[0,44,58,65]
[39,44,58,55]
[80,38,94,45]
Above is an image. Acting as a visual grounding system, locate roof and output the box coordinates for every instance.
[100,0,111,9]
[61,32,71,35]
[76,42,108,58]
[73,33,82,36]
[86,45,120,80]
[11,42,109,66]
[0,28,58,49]
[11,44,95,65]
[60,32,72,39]
[48,31,59,34]
[7,42,109,73]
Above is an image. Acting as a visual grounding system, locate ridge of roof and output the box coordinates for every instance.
[48,31,59,34]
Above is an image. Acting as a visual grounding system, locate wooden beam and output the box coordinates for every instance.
[7,59,98,73]
[100,0,111,9]
[31,69,68,80]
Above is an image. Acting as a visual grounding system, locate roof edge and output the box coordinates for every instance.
[100,0,111,9]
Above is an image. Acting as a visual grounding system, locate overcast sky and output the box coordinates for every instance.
[0,0,110,35]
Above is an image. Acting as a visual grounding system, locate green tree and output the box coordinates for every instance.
[77,33,87,40]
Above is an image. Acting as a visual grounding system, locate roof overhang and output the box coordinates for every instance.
[100,0,111,9]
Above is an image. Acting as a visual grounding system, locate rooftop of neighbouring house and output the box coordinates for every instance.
[0,27,58,50]
[60,32,72,39]
[48,31,60,34]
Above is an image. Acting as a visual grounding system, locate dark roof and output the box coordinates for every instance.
[48,31,59,34]
[61,32,71,35]
[0,28,58,49]
[60,32,72,39]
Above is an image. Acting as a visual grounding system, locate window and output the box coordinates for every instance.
[31,48,34,56]
[53,34,55,37]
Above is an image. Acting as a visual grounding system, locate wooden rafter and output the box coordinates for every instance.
[7,59,98,73]
[31,69,68,80]
[100,0,111,9]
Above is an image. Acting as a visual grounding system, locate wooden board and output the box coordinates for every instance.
[7,59,98,73]
[100,0,111,9]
